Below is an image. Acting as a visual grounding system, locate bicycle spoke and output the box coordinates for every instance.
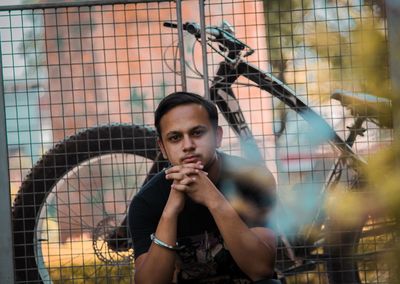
[36,153,151,270]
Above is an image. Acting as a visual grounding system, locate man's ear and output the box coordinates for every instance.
[157,138,168,159]
[216,126,223,148]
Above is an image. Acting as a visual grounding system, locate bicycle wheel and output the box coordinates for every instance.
[326,214,396,284]
[12,124,168,283]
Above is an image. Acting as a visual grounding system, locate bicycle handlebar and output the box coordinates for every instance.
[164,21,220,38]
[163,21,254,59]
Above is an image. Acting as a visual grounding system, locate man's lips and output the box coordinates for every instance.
[181,155,200,164]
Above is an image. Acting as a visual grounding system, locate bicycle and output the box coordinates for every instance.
[12,20,395,283]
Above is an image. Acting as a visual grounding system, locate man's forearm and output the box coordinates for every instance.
[134,213,179,284]
[208,194,276,280]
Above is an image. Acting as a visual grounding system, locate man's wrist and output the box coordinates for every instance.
[161,207,181,220]
[205,190,226,211]
[150,233,185,251]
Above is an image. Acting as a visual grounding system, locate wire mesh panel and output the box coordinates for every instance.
[0,1,187,282]
[0,0,396,283]
[201,0,394,283]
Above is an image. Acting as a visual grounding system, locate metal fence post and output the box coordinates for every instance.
[0,39,15,284]
[175,0,187,92]
[387,0,400,134]
[198,0,209,99]
[386,4,400,282]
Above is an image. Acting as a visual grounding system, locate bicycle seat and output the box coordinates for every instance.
[331,90,393,128]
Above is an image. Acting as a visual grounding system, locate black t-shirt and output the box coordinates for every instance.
[128,152,275,283]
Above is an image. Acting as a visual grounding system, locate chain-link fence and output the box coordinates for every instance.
[0,0,396,283]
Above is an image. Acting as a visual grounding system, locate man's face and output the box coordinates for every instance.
[158,103,222,167]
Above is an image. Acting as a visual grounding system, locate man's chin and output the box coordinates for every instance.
[203,153,219,171]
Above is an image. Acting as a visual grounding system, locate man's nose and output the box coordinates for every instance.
[182,135,195,150]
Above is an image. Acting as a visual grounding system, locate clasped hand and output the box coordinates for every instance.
[165,162,220,208]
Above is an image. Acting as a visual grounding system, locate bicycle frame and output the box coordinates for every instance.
[209,61,366,167]
[206,45,370,274]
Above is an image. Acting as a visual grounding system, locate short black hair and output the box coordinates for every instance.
[154,91,218,137]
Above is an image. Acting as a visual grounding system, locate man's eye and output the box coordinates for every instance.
[192,129,205,137]
[168,135,181,142]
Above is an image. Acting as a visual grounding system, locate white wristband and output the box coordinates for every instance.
[150,233,184,251]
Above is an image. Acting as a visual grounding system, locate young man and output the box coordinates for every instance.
[128,92,278,283]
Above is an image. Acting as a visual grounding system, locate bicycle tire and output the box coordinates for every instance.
[325,221,362,284]
[326,214,396,284]
[12,124,166,283]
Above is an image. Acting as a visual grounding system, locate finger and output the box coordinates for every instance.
[179,167,202,176]
[169,185,186,196]
[165,168,201,180]
[165,172,185,180]
[199,170,209,176]
[165,162,203,174]
[171,183,189,192]
[183,160,204,169]
[178,176,196,185]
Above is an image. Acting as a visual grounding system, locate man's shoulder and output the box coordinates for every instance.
[219,151,276,208]
[134,170,171,203]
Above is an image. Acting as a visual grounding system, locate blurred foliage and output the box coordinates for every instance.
[263,0,390,97]
[264,0,398,283]
[362,143,400,283]
[263,0,312,77]
[366,144,400,217]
